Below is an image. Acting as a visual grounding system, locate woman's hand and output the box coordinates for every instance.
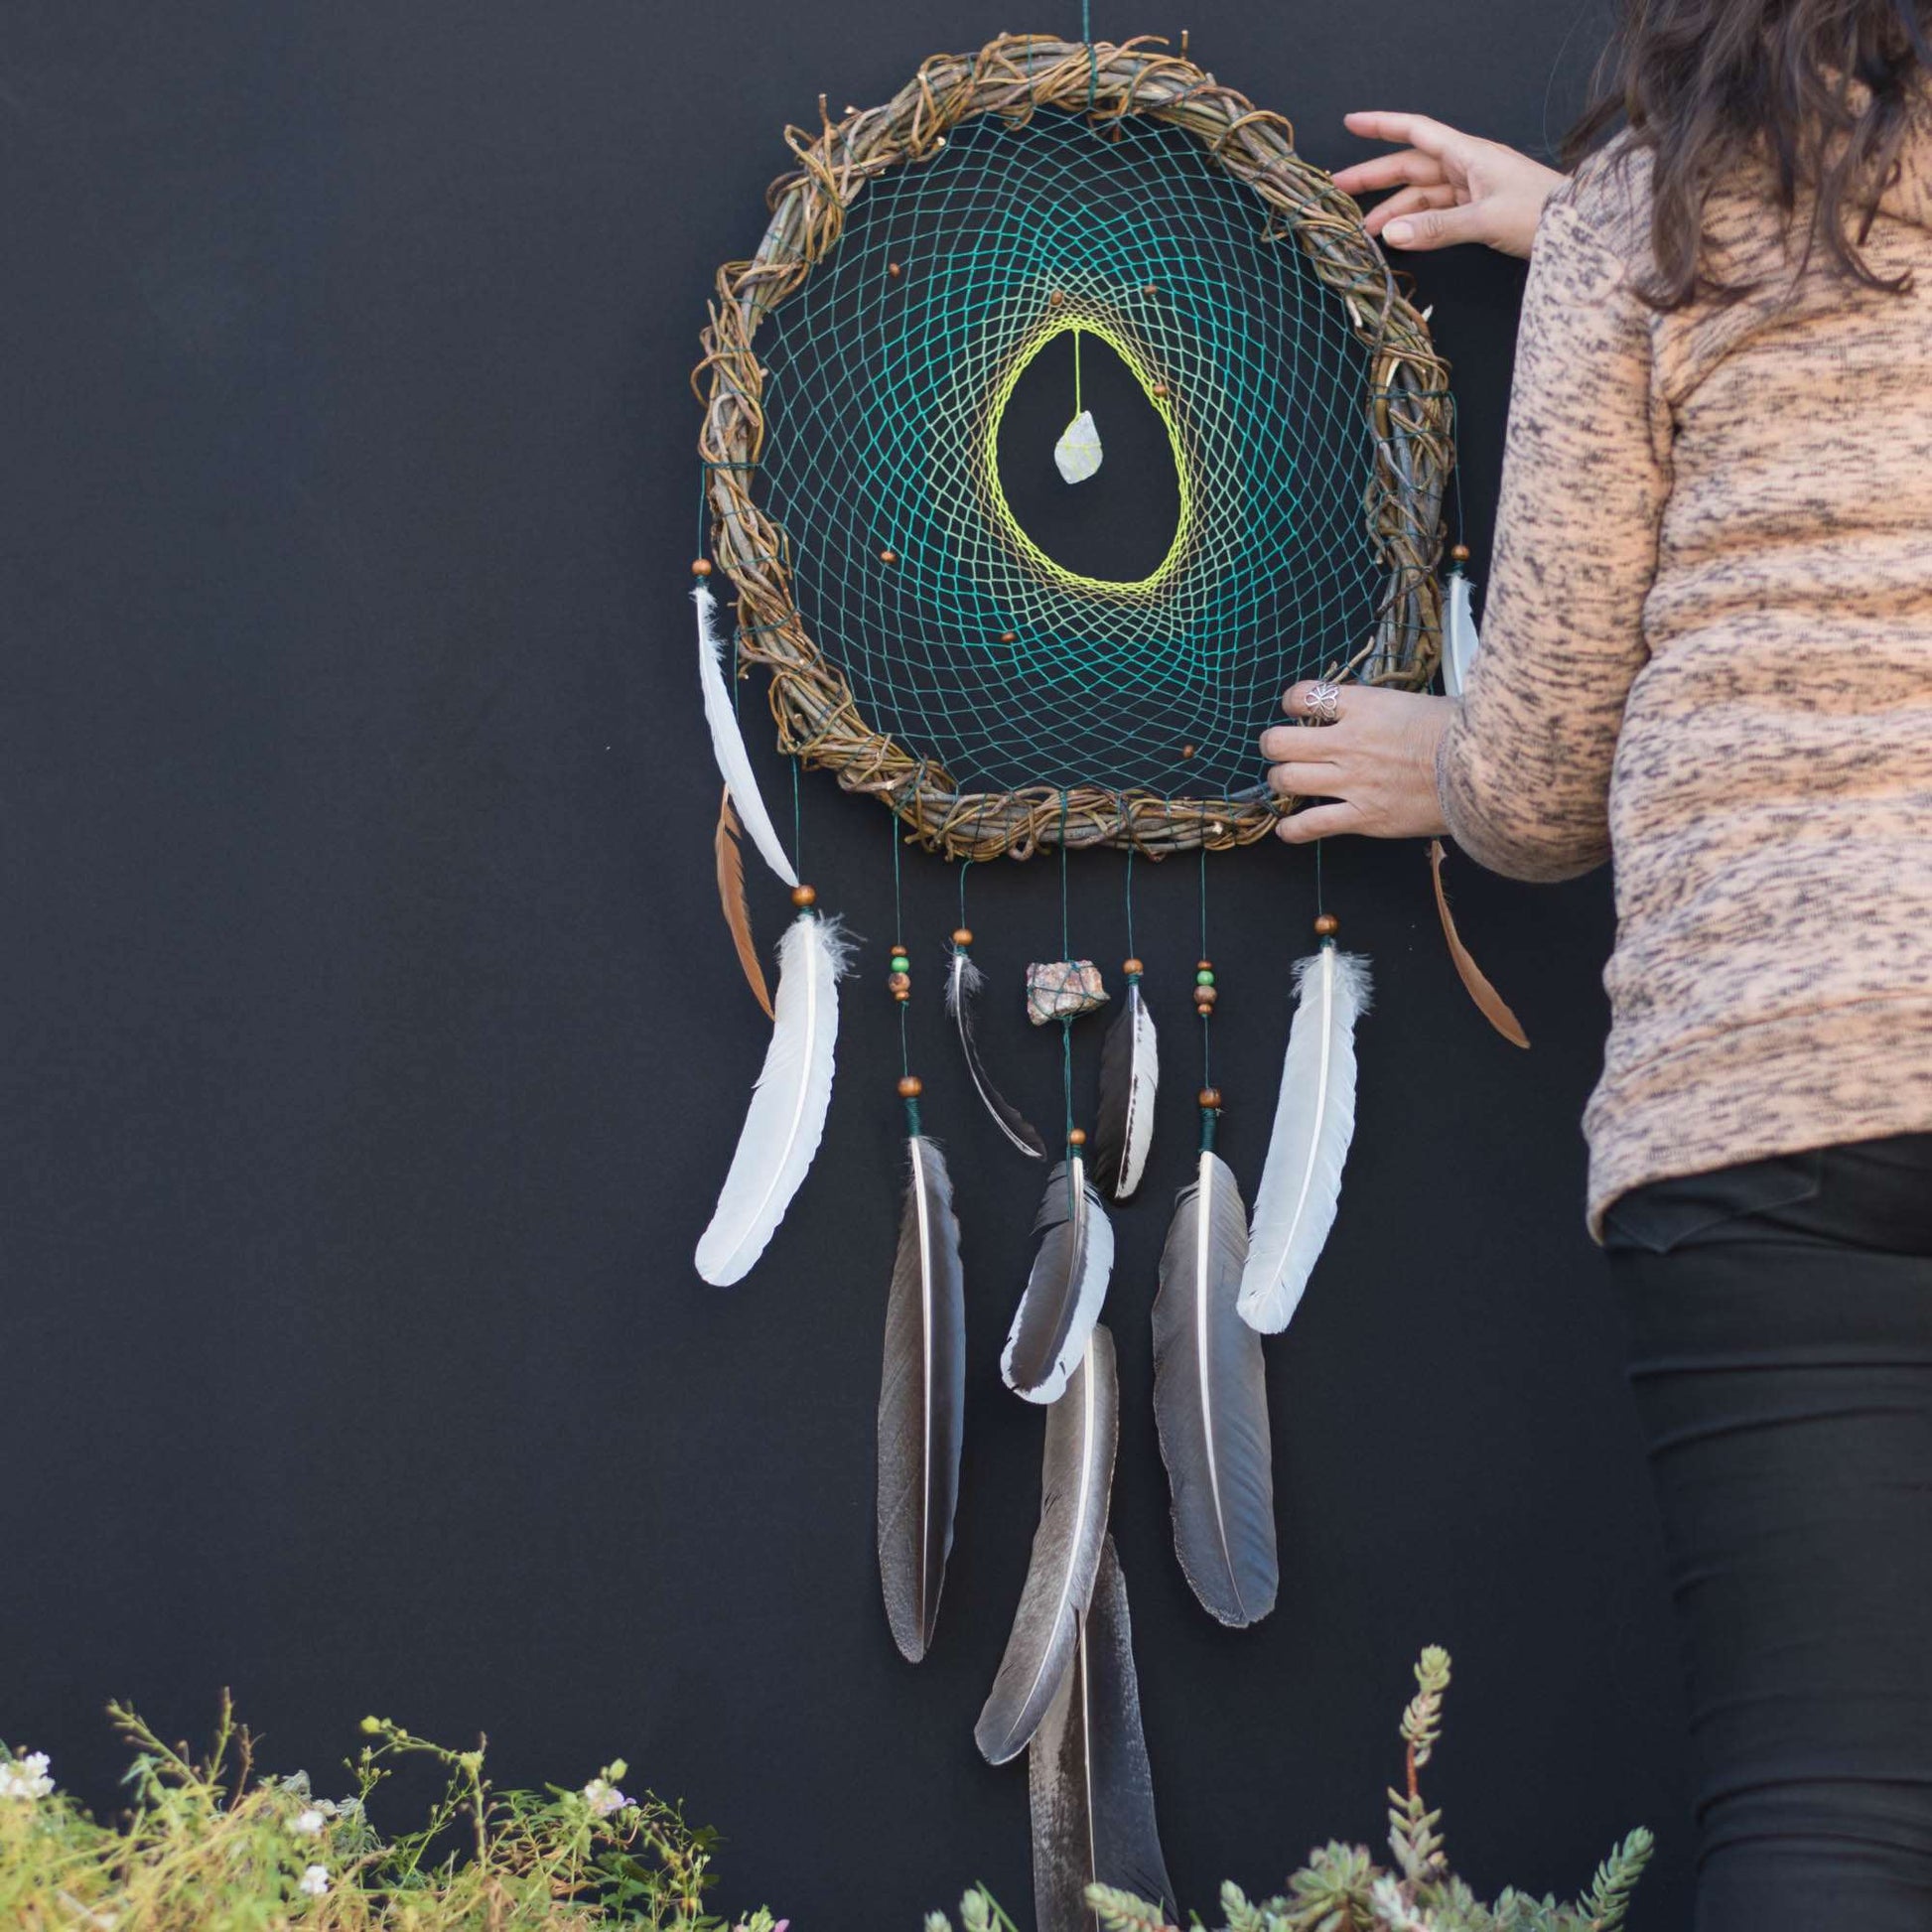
[1261,682,1456,844]
[1331,112,1567,261]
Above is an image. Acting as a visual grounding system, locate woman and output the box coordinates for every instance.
[1270,5,1932,1927]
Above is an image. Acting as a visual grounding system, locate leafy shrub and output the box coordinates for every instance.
[925,1650,1652,1932]
[0,1698,781,1931]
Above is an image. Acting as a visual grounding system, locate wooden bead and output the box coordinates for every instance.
[1067,1127,1087,1148]
[952,927,973,947]
[1122,957,1144,977]
[879,547,897,564]
[1049,290,1065,307]
[1196,958,1213,972]
[1193,985,1218,1009]
[1180,742,1196,759]
[791,884,817,908]
[1314,912,1340,938]
[887,261,902,278]
[1198,1088,1223,1111]
[1450,543,1470,564]
[888,972,911,993]
[1153,383,1170,399]
[893,988,910,1003]
[691,558,713,577]
[897,1075,923,1099]
[1000,631,1018,643]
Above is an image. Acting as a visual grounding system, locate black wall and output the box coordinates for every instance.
[1,2,1696,1925]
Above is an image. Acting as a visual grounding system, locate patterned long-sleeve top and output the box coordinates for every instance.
[1437,121,1932,1234]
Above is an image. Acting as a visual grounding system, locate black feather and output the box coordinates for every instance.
[1152,1150,1277,1627]
[1028,1538,1176,1930]
[1091,979,1156,1201]
[1002,1160,1113,1405]
[946,948,1046,1159]
[877,1136,967,1662]
[977,1328,1119,1763]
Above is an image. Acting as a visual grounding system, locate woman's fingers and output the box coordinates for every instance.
[1280,679,1343,720]
[1276,801,1366,845]
[1265,759,1341,797]
[1342,110,1467,160]
[1330,147,1452,197]
[1362,184,1459,238]
[1382,201,1493,251]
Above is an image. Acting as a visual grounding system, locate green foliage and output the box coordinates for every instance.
[0,1697,781,1931]
[926,1651,1653,1932]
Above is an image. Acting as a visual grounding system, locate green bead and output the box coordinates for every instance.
[891,955,910,974]
[1195,968,1216,986]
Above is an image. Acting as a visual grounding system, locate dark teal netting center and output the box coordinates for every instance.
[755,108,1386,799]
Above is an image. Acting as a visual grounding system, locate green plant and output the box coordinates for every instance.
[0,1696,782,1931]
[926,1649,1653,1932]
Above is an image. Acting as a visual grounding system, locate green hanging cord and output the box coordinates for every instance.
[1082,0,1097,105]
[888,815,919,1134]
[1073,327,1083,416]
[791,758,803,885]
[1198,837,1218,1154]
[1123,843,1136,961]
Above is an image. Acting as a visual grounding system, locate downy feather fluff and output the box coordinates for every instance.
[1091,980,1158,1202]
[1442,565,1480,699]
[695,582,798,889]
[876,1135,966,1664]
[977,1326,1120,1765]
[1028,1537,1175,1932]
[694,913,846,1287]
[946,948,1045,1159]
[1002,1158,1114,1405]
[1153,1151,1277,1626]
[1237,947,1371,1334]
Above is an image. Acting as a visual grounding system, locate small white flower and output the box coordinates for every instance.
[581,1776,630,1818]
[298,1864,331,1897]
[0,1751,54,1802]
[289,1807,328,1838]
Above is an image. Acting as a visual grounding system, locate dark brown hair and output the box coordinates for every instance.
[1566,0,1932,306]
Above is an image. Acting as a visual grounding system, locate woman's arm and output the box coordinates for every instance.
[1262,177,1670,882]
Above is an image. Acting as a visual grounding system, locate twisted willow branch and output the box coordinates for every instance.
[695,33,1452,861]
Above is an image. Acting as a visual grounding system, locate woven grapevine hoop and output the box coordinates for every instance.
[694,33,1453,861]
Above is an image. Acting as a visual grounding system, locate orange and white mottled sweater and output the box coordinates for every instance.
[1436,129,1932,1235]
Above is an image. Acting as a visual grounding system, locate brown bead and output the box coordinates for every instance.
[879,547,897,564]
[1048,290,1065,307]
[1122,957,1144,977]
[1198,1087,1224,1111]
[691,558,713,577]
[1067,1127,1087,1148]
[897,1075,923,1099]
[893,988,910,1003]
[1450,543,1470,564]
[1314,912,1340,938]
[791,884,817,908]
[1193,985,1218,1009]
[1153,382,1170,399]
[1144,281,1160,295]
[1196,959,1213,973]
[887,261,902,278]
[1000,631,1017,643]
[1180,742,1196,759]
[888,972,910,994]
[951,927,973,947]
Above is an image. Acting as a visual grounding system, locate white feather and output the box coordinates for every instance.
[695,913,845,1286]
[1237,948,1371,1333]
[695,582,798,889]
[1442,567,1480,700]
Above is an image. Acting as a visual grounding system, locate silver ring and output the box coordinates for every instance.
[1305,680,1343,725]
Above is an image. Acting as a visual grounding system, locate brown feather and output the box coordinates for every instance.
[1430,840,1529,1050]
[716,786,773,1021]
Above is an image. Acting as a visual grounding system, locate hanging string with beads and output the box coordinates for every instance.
[1195,841,1222,1152]
[889,815,921,1134]
[1059,794,1085,1184]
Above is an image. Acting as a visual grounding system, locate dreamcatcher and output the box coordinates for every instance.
[691,33,1513,1924]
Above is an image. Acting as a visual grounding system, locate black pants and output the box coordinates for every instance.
[1605,1134,1932,1932]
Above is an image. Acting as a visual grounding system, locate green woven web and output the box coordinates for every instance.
[755,107,1386,799]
